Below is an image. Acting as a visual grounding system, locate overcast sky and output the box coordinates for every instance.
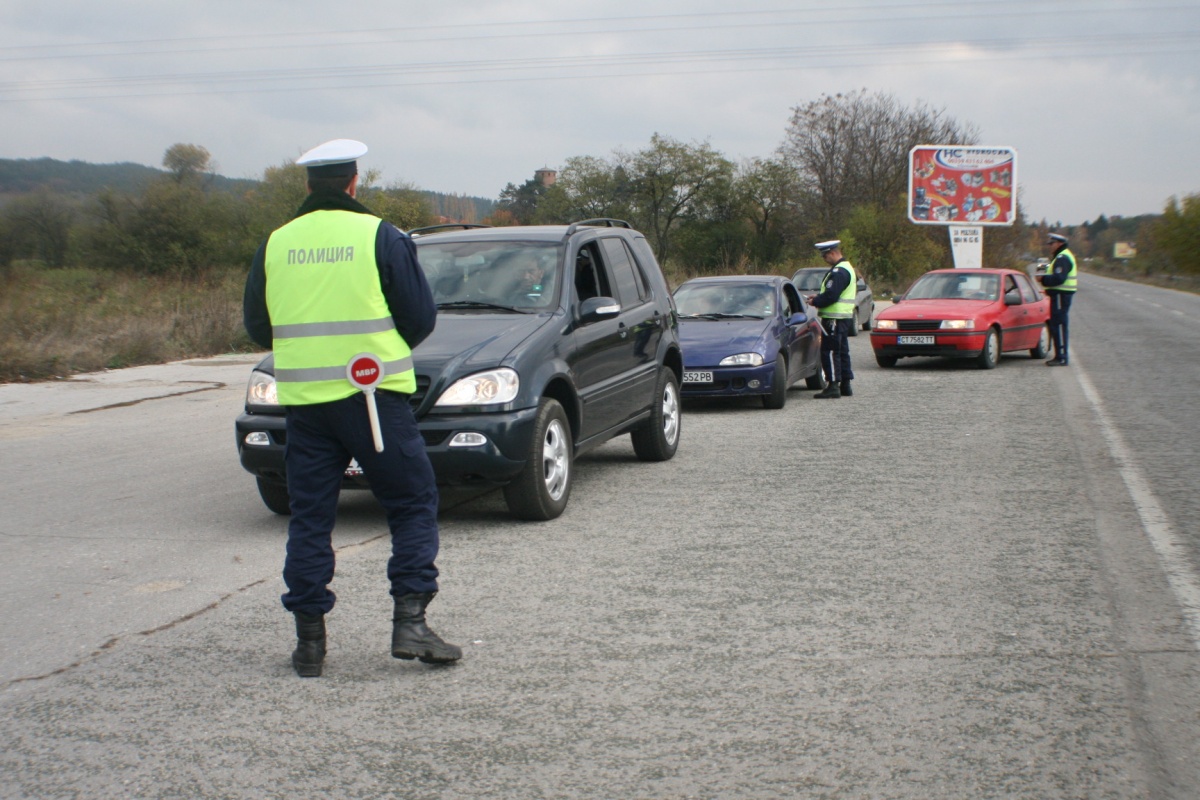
[3,0,1197,225]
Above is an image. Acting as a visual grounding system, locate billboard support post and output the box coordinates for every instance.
[949,225,984,269]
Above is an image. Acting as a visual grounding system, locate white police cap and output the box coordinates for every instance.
[815,239,841,253]
[296,139,367,176]
[1047,232,1068,244]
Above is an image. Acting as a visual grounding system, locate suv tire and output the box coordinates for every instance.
[503,398,572,521]
[257,477,291,515]
[631,367,681,461]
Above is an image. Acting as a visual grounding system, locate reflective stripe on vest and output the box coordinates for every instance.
[819,261,857,319]
[265,210,417,405]
[1054,248,1078,292]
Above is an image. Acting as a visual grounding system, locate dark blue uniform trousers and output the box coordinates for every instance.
[1048,290,1073,362]
[282,390,440,615]
[820,317,854,384]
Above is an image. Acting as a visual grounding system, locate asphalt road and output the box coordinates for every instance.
[1,274,1198,799]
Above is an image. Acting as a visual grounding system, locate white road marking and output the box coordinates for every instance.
[1074,359,1200,649]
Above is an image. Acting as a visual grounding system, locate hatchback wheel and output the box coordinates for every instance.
[503,398,572,520]
[631,367,680,461]
[1030,324,1050,359]
[763,356,788,409]
[977,327,1001,369]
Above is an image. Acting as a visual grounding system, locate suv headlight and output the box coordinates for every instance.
[246,370,279,407]
[434,368,520,407]
[719,353,764,367]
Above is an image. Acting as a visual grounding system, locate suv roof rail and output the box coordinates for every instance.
[564,218,631,237]
[407,223,493,238]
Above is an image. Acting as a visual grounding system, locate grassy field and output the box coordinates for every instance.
[2,259,1193,384]
[0,262,255,383]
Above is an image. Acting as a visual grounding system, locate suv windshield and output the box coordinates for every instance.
[417,240,560,310]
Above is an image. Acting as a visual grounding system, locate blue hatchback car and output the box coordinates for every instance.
[673,275,825,409]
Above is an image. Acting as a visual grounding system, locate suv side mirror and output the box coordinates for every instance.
[580,296,620,322]
[786,311,808,325]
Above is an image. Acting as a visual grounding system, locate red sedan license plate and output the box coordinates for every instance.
[683,371,713,383]
[898,335,935,345]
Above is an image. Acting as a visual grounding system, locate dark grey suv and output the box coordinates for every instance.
[235,219,683,521]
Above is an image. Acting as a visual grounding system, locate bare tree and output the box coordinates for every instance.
[779,90,978,238]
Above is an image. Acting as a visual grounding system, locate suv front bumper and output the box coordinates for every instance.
[235,405,541,489]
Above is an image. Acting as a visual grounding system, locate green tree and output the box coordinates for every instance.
[496,178,549,225]
[3,188,76,267]
[624,133,733,265]
[733,157,792,267]
[162,143,214,184]
[1149,193,1200,274]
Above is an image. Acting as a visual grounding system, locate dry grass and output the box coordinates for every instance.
[0,263,255,382]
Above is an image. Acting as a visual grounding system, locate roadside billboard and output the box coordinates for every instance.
[909,146,1017,226]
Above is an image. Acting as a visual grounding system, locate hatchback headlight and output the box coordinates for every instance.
[874,319,897,330]
[246,370,279,407]
[939,319,975,329]
[719,353,764,367]
[434,368,520,407]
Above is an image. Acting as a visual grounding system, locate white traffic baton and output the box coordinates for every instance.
[346,353,385,452]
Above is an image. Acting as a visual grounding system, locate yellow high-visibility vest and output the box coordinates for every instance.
[819,260,857,319]
[265,210,416,405]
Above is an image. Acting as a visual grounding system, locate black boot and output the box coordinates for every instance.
[840,381,853,397]
[292,611,326,678]
[813,382,841,399]
[392,593,462,664]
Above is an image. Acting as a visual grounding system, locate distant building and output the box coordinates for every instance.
[534,168,557,187]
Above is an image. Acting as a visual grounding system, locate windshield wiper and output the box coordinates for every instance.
[708,313,764,320]
[437,301,526,313]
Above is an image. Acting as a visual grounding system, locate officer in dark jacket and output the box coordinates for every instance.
[1038,232,1078,366]
[244,138,460,677]
[807,240,858,398]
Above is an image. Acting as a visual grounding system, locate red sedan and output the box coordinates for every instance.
[870,268,1050,369]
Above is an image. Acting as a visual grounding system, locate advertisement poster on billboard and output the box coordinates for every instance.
[908,146,1017,226]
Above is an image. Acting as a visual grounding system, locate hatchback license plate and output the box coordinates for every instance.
[898,335,935,345]
[683,371,713,383]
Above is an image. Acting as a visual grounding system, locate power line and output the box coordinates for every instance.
[2,31,1194,102]
[0,2,1194,61]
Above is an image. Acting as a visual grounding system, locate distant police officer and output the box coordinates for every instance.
[808,240,857,398]
[243,139,461,677]
[1039,232,1077,366]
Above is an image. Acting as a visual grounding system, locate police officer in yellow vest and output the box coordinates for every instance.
[808,240,857,398]
[244,139,460,677]
[1039,232,1077,366]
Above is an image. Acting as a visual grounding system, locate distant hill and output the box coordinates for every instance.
[0,157,256,197]
[0,157,496,221]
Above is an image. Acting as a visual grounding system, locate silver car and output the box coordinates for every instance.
[791,267,875,335]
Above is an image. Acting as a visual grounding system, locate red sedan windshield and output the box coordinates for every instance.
[907,272,1000,301]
